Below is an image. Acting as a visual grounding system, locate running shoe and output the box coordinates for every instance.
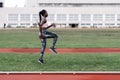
[49,47,57,54]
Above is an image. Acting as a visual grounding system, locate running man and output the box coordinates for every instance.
[38,9,58,64]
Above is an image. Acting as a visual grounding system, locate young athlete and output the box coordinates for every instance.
[38,9,58,64]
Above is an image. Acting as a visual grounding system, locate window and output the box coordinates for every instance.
[8,23,18,26]
[93,14,103,21]
[57,14,66,21]
[117,14,120,21]
[69,14,79,21]
[117,23,120,26]
[32,14,39,22]
[81,14,91,21]
[47,14,55,21]
[105,23,115,26]
[20,14,30,21]
[81,23,91,26]
[0,3,3,7]
[8,14,18,21]
[93,23,103,26]
[105,14,115,21]
[20,23,30,26]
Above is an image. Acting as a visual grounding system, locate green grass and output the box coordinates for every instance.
[0,53,120,71]
[1,28,120,71]
[1,28,120,48]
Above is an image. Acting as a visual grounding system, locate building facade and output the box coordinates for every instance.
[0,0,120,28]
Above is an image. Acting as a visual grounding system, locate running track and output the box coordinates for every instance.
[1,48,120,53]
[1,48,120,80]
[1,72,120,80]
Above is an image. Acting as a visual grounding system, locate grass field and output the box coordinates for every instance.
[0,53,120,71]
[0,28,120,48]
[1,28,120,71]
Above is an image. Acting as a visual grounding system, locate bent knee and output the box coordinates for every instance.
[54,34,58,38]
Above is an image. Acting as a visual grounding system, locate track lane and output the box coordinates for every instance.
[1,48,120,53]
[1,72,120,80]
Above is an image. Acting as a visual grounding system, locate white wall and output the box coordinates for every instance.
[0,0,4,2]
[1,6,120,28]
[25,0,120,7]
[26,0,120,3]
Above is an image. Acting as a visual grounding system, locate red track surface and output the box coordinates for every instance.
[1,48,120,53]
[1,73,120,80]
[1,48,120,80]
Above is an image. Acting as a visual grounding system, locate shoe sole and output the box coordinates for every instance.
[49,49,57,54]
[38,60,43,64]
